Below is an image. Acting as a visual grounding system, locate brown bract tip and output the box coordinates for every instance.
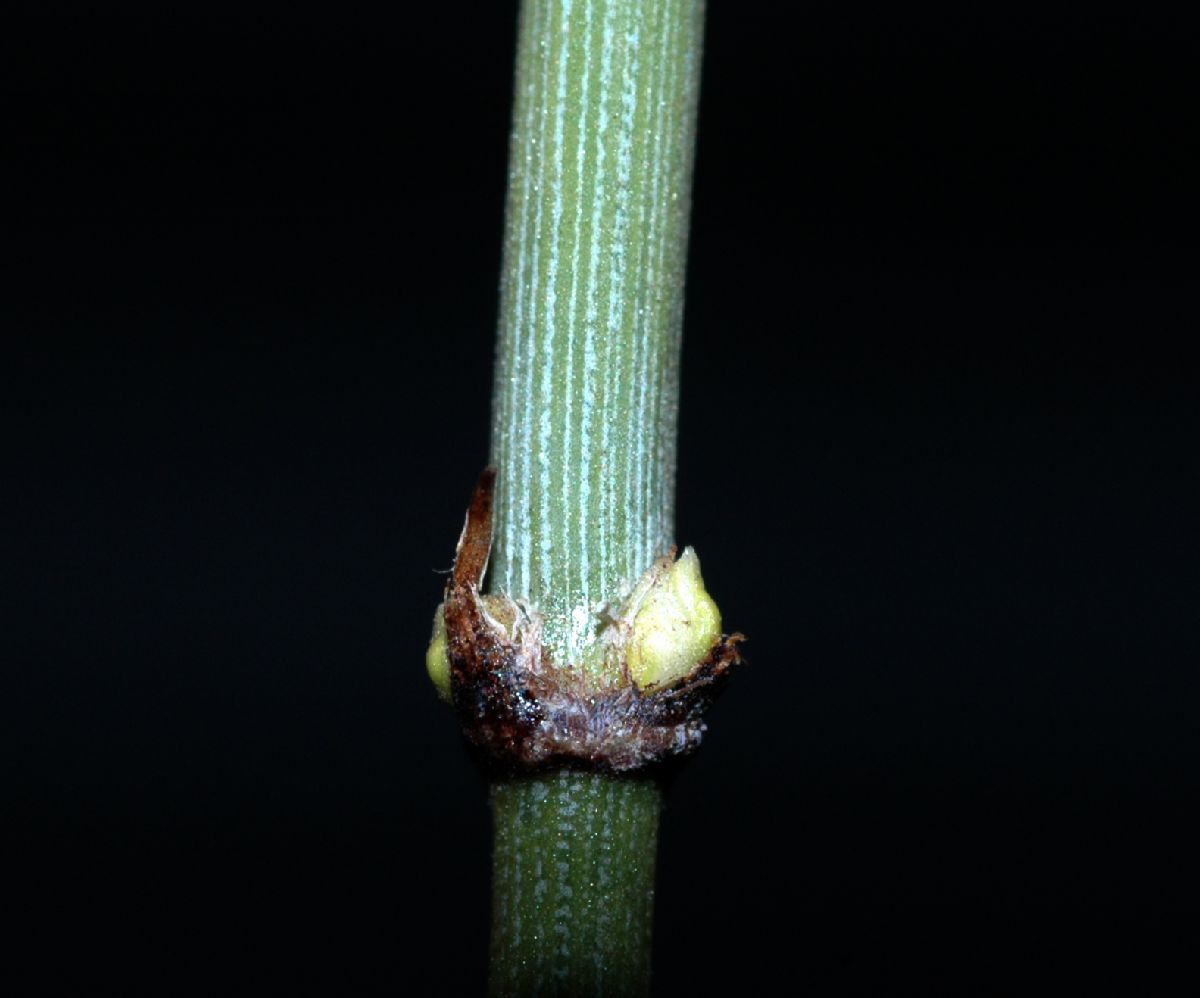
[452,466,496,588]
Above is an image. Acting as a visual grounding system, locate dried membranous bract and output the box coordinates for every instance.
[424,470,742,776]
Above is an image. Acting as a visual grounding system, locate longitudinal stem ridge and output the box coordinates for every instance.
[489,772,661,996]
[488,0,705,665]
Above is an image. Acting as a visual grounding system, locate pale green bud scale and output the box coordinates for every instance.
[425,605,451,703]
[626,546,721,690]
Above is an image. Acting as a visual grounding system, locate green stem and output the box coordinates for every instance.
[490,773,661,997]
[486,0,704,993]
[489,0,704,664]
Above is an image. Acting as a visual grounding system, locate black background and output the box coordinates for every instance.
[6,1,1196,994]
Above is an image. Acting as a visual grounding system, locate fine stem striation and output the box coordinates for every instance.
[483,2,706,994]
[490,772,661,997]
[488,0,705,666]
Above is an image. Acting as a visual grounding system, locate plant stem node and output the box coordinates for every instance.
[430,469,743,776]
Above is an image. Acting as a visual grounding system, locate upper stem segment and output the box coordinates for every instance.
[488,0,705,666]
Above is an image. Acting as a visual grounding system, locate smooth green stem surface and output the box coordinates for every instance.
[490,772,662,997]
[488,0,705,665]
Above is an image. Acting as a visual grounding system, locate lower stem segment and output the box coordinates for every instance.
[489,771,662,997]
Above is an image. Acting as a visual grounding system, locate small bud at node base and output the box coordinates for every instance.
[426,605,452,703]
[626,546,722,690]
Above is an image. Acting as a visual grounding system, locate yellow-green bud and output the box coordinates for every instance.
[626,546,722,690]
[426,605,451,703]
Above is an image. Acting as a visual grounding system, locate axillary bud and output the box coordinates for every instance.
[625,546,722,691]
[426,595,519,703]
